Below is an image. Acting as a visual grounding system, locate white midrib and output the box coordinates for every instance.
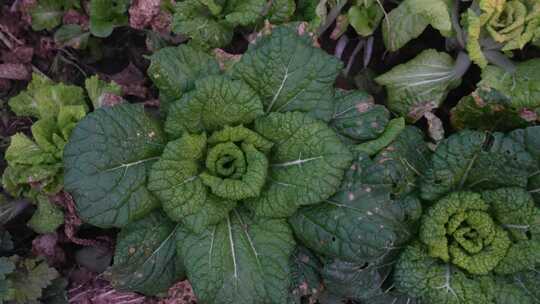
[227,217,239,280]
[266,65,290,113]
[104,156,160,172]
[271,156,323,168]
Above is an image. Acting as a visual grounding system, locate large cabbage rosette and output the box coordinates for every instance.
[147,74,353,232]
[395,128,540,303]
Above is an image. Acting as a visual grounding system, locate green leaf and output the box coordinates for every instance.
[382,0,452,51]
[164,75,264,137]
[9,73,87,119]
[8,257,59,303]
[84,75,122,109]
[288,246,323,304]
[330,90,390,142]
[107,212,185,296]
[348,1,384,37]
[290,128,427,264]
[30,0,64,31]
[247,111,353,218]
[89,0,129,38]
[172,1,234,49]
[64,103,166,228]
[54,25,91,49]
[353,117,405,156]
[481,188,540,275]
[176,209,295,304]
[375,49,463,119]
[232,26,343,121]
[147,44,220,112]
[268,0,296,23]
[420,130,537,201]
[450,86,530,131]
[395,243,494,304]
[148,133,237,232]
[27,196,64,234]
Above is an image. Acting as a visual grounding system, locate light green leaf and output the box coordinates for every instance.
[8,73,87,119]
[176,209,295,304]
[245,111,352,218]
[64,103,166,228]
[107,212,185,296]
[353,117,405,156]
[30,0,64,31]
[27,195,64,234]
[348,1,384,37]
[89,0,129,38]
[382,0,452,51]
[232,26,343,121]
[147,44,220,112]
[267,0,296,23]
[84,75,122,109]
[148,133,237,232]
[375,49,463,119]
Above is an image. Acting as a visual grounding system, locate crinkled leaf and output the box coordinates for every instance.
[8,257,59,303]
[395,243,494,304]
[176,209,295,304]
[8,73,87,119]
[420,130,537,201]
[232,26,343,121]
[290,128,427,264]
[330,90,389,142]
[29,0,65,31]
[268,0,296,23]
[477,59,540,112]
[148,133,237,232]
[165,75,264,137]
[64,103,166,228]
[27,196,64,234]
[89,0,129,38]
[107,212,184,296]
[248,111,353,218]
[382,0,452,51]
[375,49,463,119]
[84,75,122,109]
[171,1,234,49]
[147,44,220,112]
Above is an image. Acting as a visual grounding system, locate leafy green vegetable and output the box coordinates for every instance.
[89,0,129,37]
[84,75,122,108]
[347,0,384,36]
[63,104,166,228]
[464,0,540,68]
[394,127,540,304]
[375,49,466,119]
[0,257,60,304]
[29,0,78,31]
[64,26,373,302]
[107,212,184,295]
[382,0,452,51]
[171,0,296,49]
[2,74,88,199]
[27,195,64,234]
